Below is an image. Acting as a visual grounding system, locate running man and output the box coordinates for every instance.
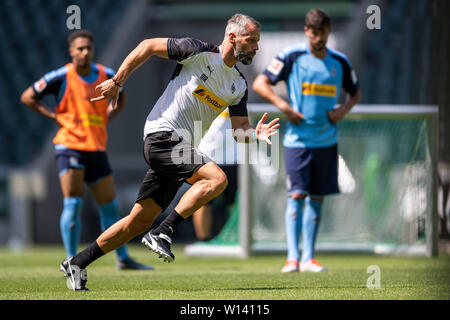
[59,14,280,290]
[20,30,152,270]
[253,9,361,273]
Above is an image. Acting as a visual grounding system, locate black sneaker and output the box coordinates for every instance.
[141,229,175,262]
[117,257,154,270]
[59,257,88,291]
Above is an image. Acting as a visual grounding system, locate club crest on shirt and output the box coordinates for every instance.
[330,66,337,77]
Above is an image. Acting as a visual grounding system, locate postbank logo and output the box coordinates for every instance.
[302,83,337,97]
[193,85,227,111]
[81,114,105,127]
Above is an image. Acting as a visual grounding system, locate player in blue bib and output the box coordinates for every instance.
[253,9,361,272]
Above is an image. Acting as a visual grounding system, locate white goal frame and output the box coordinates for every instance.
[185,104,439,258]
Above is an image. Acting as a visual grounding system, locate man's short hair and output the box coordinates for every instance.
[68,30,94,45]
[225,13,260,37]
[305,9,331,30]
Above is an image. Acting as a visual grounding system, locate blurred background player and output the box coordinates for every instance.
[194,109,238,241]
[20,30,152,271]
[253,9,361,273]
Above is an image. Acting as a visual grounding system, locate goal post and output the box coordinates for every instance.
[184,104,439,258]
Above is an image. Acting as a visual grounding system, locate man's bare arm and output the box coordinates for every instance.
[231,113,280,145]
[112,38,169,86]
[20,86,59,124]
[107,91,126,122]
[252,74,304,124]
[91,38,169,106]
[327,87,362,124]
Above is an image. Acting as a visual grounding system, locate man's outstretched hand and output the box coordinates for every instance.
[91,79,120,109]
[255,112,280,145]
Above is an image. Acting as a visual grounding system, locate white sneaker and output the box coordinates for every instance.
[281,260,299,273]
[300,259,328,272]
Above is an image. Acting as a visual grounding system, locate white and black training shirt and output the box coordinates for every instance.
[143,37,248,146]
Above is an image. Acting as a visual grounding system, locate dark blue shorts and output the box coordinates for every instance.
[284,144,339,196]
[55,148,112,184]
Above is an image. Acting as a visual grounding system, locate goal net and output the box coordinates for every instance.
[184,104,438,257]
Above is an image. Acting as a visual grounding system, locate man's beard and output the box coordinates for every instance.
[234,43,256,65]
[312,41,326,52]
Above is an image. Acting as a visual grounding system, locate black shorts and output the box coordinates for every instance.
[136,131,212,210]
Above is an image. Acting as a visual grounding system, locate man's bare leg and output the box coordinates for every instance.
[176,162,228,216]
[152,162,227,237]
[142,162,227,261]
[67,197,162,270]
[193,205,212,241]
[96,198,162,253]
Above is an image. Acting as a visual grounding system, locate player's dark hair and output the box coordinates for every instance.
[68,30,94,45]
[305,9,331,30]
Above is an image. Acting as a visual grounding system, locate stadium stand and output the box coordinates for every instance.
[0,0,447,249]
[0,0,130,167]
[357,0,433,105]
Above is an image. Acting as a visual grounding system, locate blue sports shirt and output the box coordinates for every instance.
[263,44,359,148]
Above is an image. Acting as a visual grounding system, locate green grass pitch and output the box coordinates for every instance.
[0,245,449,300]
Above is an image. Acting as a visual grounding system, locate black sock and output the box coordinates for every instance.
[153,209,185,235]
[71,241,105,269]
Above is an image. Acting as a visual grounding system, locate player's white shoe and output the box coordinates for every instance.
[281,260,299,273]
[300,259,328,272]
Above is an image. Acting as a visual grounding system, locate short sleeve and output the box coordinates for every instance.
[331,53,359,97]
[342,62,359,97]
[32,66,67,99]
[167,38,218,62]
[104,67,116,79]
[262,56,289,84]
[262,50,305,85]
[228,88,248,117]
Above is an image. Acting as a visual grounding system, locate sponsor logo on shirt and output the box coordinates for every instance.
[193,85,227,111]
[267,58,284,76]
[81,114,105,127]
[33,78,47,93]
[301,83,337,97]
